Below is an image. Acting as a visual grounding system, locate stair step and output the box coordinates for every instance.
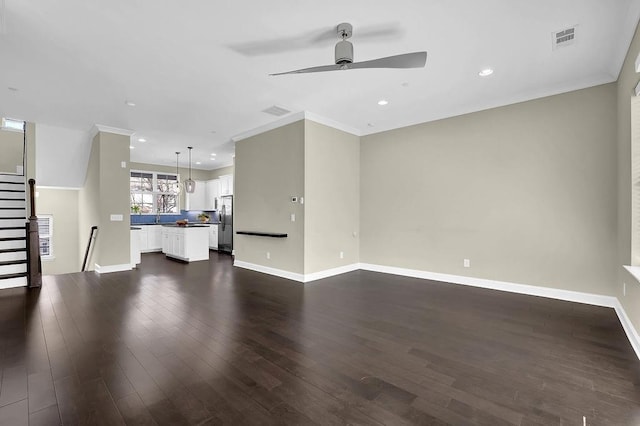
[0,272,28,280]
[0,181,24,185]
[0,248,26,254]
[0,259,27,266]
[0,207,26,210]
[0,226,26,230]
[0,237,26,242]
[0,217,27,220]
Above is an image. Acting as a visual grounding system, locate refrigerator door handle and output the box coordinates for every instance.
[221,205,226,231]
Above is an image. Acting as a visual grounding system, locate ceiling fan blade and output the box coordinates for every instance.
[269,64,341,76]
[349,51,427,69]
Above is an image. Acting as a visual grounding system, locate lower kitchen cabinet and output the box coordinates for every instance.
[161,226,209,262]
[138,225,163,253]
[209,224,218,249]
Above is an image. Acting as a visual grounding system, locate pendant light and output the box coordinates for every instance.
[184,146,196,193]
[173,152,181,194]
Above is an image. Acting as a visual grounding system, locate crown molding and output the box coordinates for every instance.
[90,124,136,139]
[231,111,361,143]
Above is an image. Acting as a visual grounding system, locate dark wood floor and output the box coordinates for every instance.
[1,252,639,425]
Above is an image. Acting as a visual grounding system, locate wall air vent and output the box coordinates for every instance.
[262,105,291,117]
[552,26,577,50]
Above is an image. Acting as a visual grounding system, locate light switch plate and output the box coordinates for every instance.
[110,214,123,221]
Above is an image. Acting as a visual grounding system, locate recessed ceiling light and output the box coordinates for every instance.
[196,161,202,165]
[210,130,217,134]
[137,138,146,143]
[377,100,389,106]
[367,123,374,127]
[125,100,136,107]
[478,68,494,77]
[210,152,216,156]
[129,145,134,149]
[401,82,409,87]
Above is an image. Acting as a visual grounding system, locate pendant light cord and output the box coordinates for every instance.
[188,146,193,180]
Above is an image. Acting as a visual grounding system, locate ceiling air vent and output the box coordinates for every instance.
[552,26,577,50]
[262,105,291,117]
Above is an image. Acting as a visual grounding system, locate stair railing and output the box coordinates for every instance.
[26,178,41,288]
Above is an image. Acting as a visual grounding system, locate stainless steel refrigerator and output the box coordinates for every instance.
[218,195,233,253]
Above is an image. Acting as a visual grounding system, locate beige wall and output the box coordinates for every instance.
[208,165,234,180]
[0,129,23,174]
[37,188,80,274]
[234,121,305,274]
[97,132,131,267]
[361,84,618,296]
[78,131,130,271]
[304,121,360,274]
[78,134,101,271]
[618,22,640,335]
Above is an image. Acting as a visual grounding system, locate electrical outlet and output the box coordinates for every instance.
[463,259,470,268]
[266,252,270,259]
[340,251,344,259]
[290,213,295,222]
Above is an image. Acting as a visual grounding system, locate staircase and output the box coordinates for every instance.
[0,173,28,289]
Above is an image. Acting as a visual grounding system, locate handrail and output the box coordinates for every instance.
[26,179,41,288]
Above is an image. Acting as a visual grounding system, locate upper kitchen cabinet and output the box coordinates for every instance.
[205,179,220,210]
[186,180,206,210]
[219,174,234,196]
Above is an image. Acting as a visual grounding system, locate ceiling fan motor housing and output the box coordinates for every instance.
[335,40,354,64]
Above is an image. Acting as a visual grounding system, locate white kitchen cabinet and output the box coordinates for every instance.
[186,180,206,210]
[130,229,141,267]
[219,174,233,196]
[205,179,220,210]
[137,227,148,252]
[161,226,209,262]
[139,225,163,253]
[209,224,218,249]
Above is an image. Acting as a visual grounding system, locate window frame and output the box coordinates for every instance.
[38,214,54,260]
[130,170,180,215]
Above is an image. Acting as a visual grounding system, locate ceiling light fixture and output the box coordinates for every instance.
[129,145,134,149]
[137,138,146,143]
[210,152,216,156]
[378,100,389,106]
[196,161,201,165]
[478,68,494,77]
[125,100,136,107]
[173,152,182,194]
[184,147,196,193]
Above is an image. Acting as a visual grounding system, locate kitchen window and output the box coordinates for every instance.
[38,215,53,259]
[130,171,180,214]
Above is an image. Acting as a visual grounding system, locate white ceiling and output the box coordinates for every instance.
[1,0,639,170]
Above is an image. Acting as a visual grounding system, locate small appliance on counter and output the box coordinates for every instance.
[218,195,233,253]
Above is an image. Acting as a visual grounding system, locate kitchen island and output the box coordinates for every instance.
[161,224,209,262]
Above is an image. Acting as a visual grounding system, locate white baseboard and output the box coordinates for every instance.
[304,263,361,283]
[613,299,640,360]
[233,261,305,282]
[359,263,617,307]
[94,263,133,274]
[233,261,361,283]
[360,263,639,360]
[230,259,640,360]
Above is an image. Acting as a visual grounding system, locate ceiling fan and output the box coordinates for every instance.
[270,22,427,76]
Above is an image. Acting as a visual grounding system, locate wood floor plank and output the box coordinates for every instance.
[0,252,639,425]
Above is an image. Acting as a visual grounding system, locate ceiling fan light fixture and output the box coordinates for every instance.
[378,99,389,106]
